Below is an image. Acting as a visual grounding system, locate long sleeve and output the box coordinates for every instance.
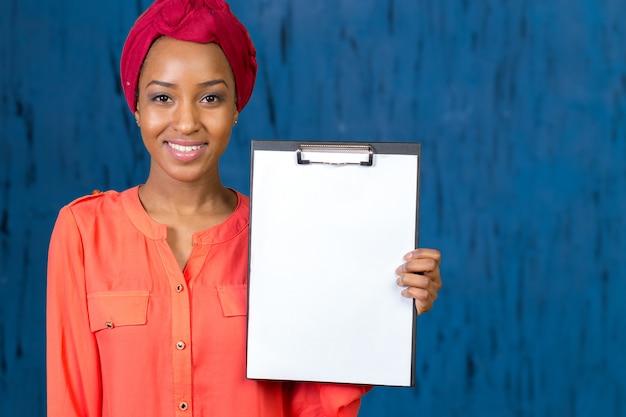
[46,206,102,417]
[289,382,372,417]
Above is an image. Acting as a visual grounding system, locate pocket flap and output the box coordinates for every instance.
[87,291,150,332]
[216,285,248,317]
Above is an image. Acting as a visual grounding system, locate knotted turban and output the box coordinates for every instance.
[120,0,257,113]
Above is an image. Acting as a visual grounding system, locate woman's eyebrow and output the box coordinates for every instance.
[145,79,229,89]
[146,80,176,89]
[197,79,229,88]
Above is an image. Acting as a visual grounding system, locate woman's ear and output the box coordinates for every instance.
[233,109,239,127]
[134,110,140,127]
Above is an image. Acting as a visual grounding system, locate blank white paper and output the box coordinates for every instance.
[247,143,419,387]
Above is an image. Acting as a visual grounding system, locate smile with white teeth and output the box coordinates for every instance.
[167,142,204,152]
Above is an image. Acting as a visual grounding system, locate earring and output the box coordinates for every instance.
[135,119,140,126]
[234,120,238,126]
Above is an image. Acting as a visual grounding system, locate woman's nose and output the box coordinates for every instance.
[173,100,200,134]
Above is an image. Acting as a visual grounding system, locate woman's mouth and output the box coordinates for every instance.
[168,142,204,152]
[165,141,207,162]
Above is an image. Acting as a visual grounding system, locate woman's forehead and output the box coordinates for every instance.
[138,38,235,90]
[143,38,231,73]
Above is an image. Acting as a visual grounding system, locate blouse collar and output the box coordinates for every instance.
[121,185,249,244]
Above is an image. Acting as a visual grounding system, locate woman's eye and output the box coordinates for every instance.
[155,94,171,103]
[202,94,220,103]
[148,94,171,103]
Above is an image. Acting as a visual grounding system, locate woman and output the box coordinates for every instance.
[46,0,442,416]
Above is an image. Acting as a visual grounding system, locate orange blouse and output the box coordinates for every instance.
[47,186,370,417]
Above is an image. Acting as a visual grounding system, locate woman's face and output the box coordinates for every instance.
[135,37,239,185]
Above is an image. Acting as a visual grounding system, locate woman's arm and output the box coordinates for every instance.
[47,206,102,416]
[288,382,372,417]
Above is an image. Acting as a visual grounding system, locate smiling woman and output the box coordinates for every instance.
[135,38,240,269]
[45,1,442,416]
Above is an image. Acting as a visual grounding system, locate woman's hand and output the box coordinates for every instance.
[396,248,442,314]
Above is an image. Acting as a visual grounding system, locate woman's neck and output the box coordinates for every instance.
[138,174,237,220]
[137,176,239,270]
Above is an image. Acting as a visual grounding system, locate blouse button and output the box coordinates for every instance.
[176,284,184,293]
[176,341,186,350]
[105,321,114,329]
[179,401,189,411]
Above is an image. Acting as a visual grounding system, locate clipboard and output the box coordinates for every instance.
[246,140,420,387]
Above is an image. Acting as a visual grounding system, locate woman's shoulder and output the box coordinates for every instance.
[63,187,137,217]
[67,189,117,205]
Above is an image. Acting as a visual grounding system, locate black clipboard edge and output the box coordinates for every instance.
[251,140,420,156]
[247,139,421,388]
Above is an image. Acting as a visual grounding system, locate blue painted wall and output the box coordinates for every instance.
[1,0,625,416]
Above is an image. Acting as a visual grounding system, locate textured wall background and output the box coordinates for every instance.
[1,0,625,416]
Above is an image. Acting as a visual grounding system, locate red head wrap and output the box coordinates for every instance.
[120,0,257,113]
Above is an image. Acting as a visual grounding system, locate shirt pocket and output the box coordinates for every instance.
[216,285,248,317]
[87,291,150,332]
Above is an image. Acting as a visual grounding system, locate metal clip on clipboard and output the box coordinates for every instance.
[296,144,374,166]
